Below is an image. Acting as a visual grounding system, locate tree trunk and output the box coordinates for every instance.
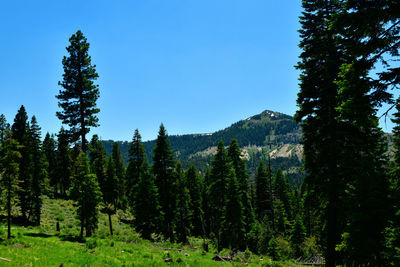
[108,212,113,236]
[7,177,11,239]
[80,218,84,239]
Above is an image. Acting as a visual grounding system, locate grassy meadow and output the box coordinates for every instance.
[0,197,297,266]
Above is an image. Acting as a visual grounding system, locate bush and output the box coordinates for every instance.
[301,236,320,259]
[86,238,98,249]
[276,235,292,259]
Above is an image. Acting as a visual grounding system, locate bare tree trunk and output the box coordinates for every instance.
[108,212,113,235]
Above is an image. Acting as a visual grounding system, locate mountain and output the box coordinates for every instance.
[102,110,305,186]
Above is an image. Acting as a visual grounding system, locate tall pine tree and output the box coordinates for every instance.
[56,30,100,152]
[152,124,176,241]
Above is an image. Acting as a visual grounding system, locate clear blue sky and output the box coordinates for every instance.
[0,0,393,141]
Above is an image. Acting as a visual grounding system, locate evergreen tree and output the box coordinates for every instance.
[274,199,290,235]
[255,162,273,222]
[0,114,9,143]
[11,105,32,222]
[291,214,306,257]
[56,127,72,197]
[174,162,191,244]
[126,129,146,207]
[104,155,118,235]
[112,142,126,209]
[69,152,102,238]
[227,139,255,238]
[202,169,211,237]
[220,167,245,250]
[0,131,21,239]
[208,141,231,250]
[389,97,400,265]
[152,124,176,241]
[28,116,47,225]
[295,1,346,265]
[56,30,100,152]
[134,160,162,239]
[88,134,107,194]
[274,168,294,221]
[43,133,57,196]
[185,165,203,237]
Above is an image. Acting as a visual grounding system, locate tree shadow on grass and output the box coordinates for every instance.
[59,234,85,243]
[24,232,53,238]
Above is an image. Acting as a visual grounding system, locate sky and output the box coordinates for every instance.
[0,0,394,142]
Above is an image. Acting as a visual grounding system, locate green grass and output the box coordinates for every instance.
[0,197,297,266]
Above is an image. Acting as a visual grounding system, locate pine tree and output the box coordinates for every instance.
[185,165,203,237]
[104,155,118,235]
[220,167,245,250]
[69,152,102,238]
[134,160,162,239]
[56,127,72,197]
[43,133,58,196]
[291,214,306,257]
[126,129,146,207]
[389,97,400,265]
[202,169,211,237]
[56,30,100,152]
[11,105,32,222]
[111,142,126,209]
[0,114,9,143]
[227,139,255,238]
[295,1,346,265]
[28,116,47,225]
[88,134,107,194]
[0,131,21,239]
[208,141,231,250]
[274,168,293,222]
[152,124,176,241]
[255,162,273,222]
[174,162,191,244]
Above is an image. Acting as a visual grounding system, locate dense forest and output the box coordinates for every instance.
[1,1,400,266]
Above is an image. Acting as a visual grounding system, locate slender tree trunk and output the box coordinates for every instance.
[7,177,11,239]
[108,212,113,236]
[80,218,84,239]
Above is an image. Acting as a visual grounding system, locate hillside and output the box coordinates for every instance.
[102,110,305,186]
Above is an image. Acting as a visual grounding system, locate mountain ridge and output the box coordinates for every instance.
[101,109,304,185]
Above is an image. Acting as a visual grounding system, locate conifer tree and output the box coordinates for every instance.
[0,131,21,239]
[208,141,231,250]
[69,152,102,238]
[56,30,100,152]
[104,156,118,235]
[295,1,346,265]
[228,139,255,237]
[56,127,72,197]
[185,165,203,236]
[152,124,176,241]
[202,169,211,237]
[134,160,162,239]
[11,105,32,222]
[29,116,47,225]
[174,162,191,244]
[126,129,146,207]
[112,142,126,209]
[274,168,294,221]
[0,114,9,143]
[389,97,400,265]
[291,214,306,258]
[43,133,58,196]
[220,167,245,250]
[255,162,273,222]
[88,135,107,193]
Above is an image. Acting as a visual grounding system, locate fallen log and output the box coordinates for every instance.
[0,257,11,262]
